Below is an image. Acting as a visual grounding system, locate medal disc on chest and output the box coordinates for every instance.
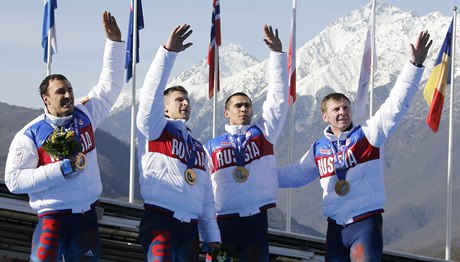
[335,180,350,196]
[75,153,87,170]
[233,166,249,182]
[184,168,197,185]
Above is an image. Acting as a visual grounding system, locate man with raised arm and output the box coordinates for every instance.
[136,24,220,261]
[277,31,432,261]
[5,11,125,261]
[204,25,288,261]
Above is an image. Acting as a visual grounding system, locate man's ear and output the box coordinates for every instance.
[224,109,230,119]
[42,94,50,105]
[322,112,329,123]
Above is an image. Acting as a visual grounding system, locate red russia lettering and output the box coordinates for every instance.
[151,230,172,261]
[317,157,334,177]
[79,131,93,152]
[215,141,260,168]
[317,149,358,177]
[171,138,205,168]
[36,218,60,260]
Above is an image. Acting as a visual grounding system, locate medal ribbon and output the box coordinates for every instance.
[184,132,197,169]
[73,116,81,144]
[330,140,349,180]
[227,132,251,167]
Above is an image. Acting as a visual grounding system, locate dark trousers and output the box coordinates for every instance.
[30,208,100,262]
[139,208,200,262]
[217,211,269,262]
[326,214,383,262]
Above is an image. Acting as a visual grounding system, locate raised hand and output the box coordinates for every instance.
[164,24,193,53]
[263,25,282,53]
[410,30,433,66]
[103,11,122,42]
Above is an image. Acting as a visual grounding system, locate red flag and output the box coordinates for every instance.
[423,18,453,133]
[208,0,221,99]
[288,0,297,104]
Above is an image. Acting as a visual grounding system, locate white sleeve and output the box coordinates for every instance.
[198,162,221,243]
[82,40,126,129]
[363,62,424,147]
[5,133,65,194]
[137,46,177,140]
[277,145,319,188]
[256,51,289,144]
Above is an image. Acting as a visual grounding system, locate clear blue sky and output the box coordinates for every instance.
[0,0,457,109]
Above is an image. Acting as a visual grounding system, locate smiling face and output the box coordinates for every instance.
[42,78,75,117]
[321,96,352,136]
[224,94,253,125]
[164,90,190,121]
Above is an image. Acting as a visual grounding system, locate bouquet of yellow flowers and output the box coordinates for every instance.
[43,127,83,158]
[43,127,86,170]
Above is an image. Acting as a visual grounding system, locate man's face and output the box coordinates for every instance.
[322,98,352,135]
[224,95,253,125]
[164,91,190,121]
[42,79,74,117]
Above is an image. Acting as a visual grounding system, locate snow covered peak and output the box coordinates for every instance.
[110,1,456,115]
[293,1,451,98]
[168,43,260,87]
[110,89,137,114]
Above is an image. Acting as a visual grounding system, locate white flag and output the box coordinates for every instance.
[354,0,376,121]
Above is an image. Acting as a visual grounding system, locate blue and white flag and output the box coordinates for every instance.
[125,0,144,83]
[41,0,57,63]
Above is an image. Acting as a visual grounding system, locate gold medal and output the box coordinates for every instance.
[75,152,87,170]
[184,168,197,185]
[233,166,249,182]
[335,180,350,196]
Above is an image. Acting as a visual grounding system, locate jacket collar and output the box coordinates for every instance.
[44,108,73,127]
[224,124,252,136]
[324,123,355,141]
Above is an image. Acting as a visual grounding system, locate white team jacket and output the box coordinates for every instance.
[136,46,220,243]
[205,51,288,217]
[5,40,125,214]
[277,63,424,225]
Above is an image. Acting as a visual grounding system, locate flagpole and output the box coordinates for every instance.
[286,0,297,233]
[445,7,457,260]
[369,0,376,117]
[212,47,219,138]
[286,102,293,232]
[129,0,139,204]
[47,28,52,76]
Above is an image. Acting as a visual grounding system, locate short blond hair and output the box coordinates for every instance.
[320,93,350,113]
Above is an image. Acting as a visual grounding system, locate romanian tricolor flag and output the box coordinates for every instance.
[423,18,453,133]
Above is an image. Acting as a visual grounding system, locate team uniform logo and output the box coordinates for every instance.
[207,127,274,176]
[315,128,380,196]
